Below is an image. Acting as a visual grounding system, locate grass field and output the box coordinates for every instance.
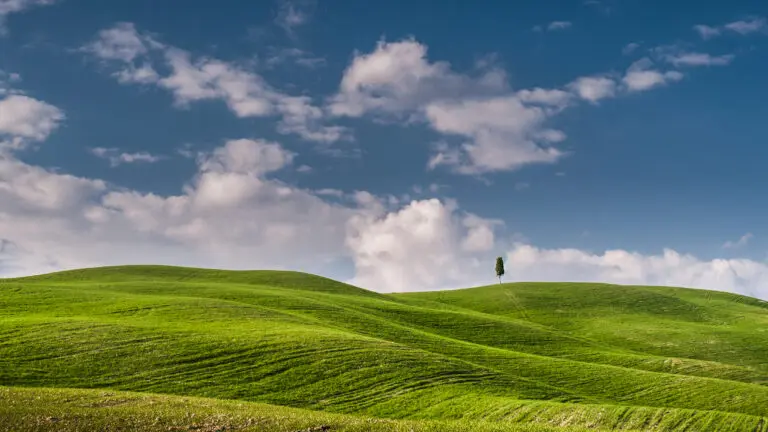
[1,265,767,431]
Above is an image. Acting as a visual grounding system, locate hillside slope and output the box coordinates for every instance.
[1,265,767,431]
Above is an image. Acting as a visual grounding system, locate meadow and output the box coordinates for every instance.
[1,265,767,431]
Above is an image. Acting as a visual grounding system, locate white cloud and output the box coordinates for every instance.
[424,97,564,173]
[622,42,641,55]
[83,23,348,144]
[265,47,326,69]
[0,0,56,33]
[0,94,64,144]
[330,38,703,174]
[693,25,721,40]
[506,244,768,300]
[567,76,616,103]
[81,22,158,62]
[4,132,768,300]
[328,39,507,117]
[330,39,567,174]
[723,233,753,249]
[547,21,572,31]
[345,201,768,299]
[346,199,501,291]
[724,17,767,35]
[663,52,735,67]
[694,18,767,39]
[90,147,164,167]
[275,0,313,35]
[0,138,359,278]
[622,58,683,92]
[516,88,572,107]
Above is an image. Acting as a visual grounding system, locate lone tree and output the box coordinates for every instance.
[495,256,505,284]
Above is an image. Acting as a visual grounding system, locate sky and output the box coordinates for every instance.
[2,0,768,298]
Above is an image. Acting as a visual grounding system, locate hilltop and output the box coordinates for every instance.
[1,265,767,431]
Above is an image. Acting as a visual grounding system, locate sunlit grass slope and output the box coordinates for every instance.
[1,265,767,431]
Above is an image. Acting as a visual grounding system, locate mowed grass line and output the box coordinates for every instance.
[1,265,768,431]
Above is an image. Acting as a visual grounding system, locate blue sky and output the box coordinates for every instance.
[2,0,768,297]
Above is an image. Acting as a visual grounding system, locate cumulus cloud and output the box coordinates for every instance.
[329,38,702,174]
[0,138,359,277]
[0,94,64,145]
[346,199,502,291]
[567,76,616,103]
[622,58,683,92]
[329,39,568,174]
[3,127,768,300]
[82,23,348,144]
[90,147,164,167]
[506,244,768,301]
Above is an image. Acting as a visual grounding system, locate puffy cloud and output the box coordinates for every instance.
[82,23,348,144]
[328,39,506,117]
[330,39,566,174]
[4,136,768,300]
[329,38,702,174]
[0,94,64,144]
[81,22,158,62]
[346,199,501,292]
[0,138,356,277]
[567,76,617,103]
[506,244,768,300]
[90,147,164,167]
[622,58,683,92]
[424,97,564,173]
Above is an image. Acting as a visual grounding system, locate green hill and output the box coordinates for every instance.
[1,265,767,431]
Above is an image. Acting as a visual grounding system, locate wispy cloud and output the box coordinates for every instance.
[264,47,326,69]
[622,42,640,55]
[275,0,315,36]
[694,17,767,39]
[547,21,572,31]
[723,233,753,249]
[82,22,350,145]
[533,21,573,32]
[664,52,735,67]
[0,0,57,34]
[90,147,164,167]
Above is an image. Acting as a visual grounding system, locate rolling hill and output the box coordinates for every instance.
[1,265,767,431]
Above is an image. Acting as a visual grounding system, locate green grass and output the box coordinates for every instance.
[1,265,767,431]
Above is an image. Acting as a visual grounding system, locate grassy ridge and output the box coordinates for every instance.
[1,265,768,431]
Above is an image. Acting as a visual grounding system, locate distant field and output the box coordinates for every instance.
[1,265,767,431]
